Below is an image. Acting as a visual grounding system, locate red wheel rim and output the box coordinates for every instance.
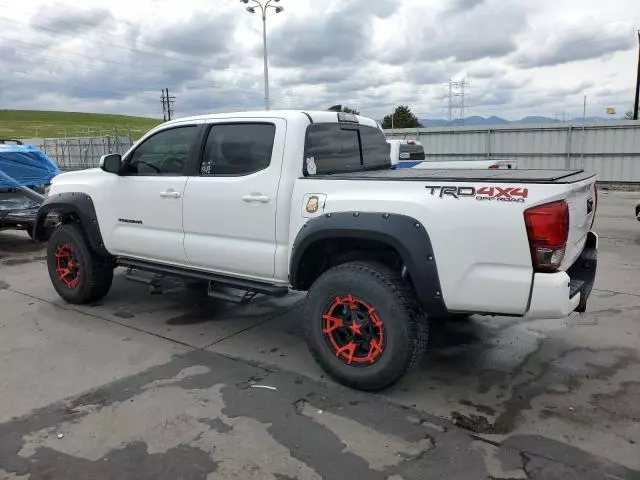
[322,295,385,365]
[55,243,81,289]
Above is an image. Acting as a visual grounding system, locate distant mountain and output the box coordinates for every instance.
[417,119,450,127]
[410,115,616,128]
[515,116,557,124]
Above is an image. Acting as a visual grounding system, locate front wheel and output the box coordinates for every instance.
[46,223,114,304]
[304,261,427,391]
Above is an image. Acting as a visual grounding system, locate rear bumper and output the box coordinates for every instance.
[526,231,598,319]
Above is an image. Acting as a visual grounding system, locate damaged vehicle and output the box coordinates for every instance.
[0,140,60,238]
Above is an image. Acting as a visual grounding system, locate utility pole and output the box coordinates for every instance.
[583,95,587,123]
[160,89,167,122]
[633,30,640,120]
[166,88,175,121]
[161,88,175,122]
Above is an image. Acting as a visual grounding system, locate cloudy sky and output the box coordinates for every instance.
[0,0,638,120]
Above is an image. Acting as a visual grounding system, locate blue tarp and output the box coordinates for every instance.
[0,144,60,189]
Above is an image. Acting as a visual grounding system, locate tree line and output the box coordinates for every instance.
[327,105,422,129]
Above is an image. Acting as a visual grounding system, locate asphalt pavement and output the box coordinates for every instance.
[1,190,639,480]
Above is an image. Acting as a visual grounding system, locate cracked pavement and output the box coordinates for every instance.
[1,190,639,479]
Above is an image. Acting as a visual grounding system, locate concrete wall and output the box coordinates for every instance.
[385,121,640,183]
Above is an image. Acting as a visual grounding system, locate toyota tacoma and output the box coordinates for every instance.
[34,110,598,391]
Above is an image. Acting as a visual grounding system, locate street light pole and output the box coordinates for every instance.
[633,30,640,121]
[261,11,269,111]
[240,0,284,111]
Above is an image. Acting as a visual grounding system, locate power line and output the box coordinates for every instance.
[0,41,276,102]
[1,37,180,73]
[1,47,178,83]
[0,14,221,72]
[5,69,157,98]
[0,3,198,52]
[4,68,275,107]
[0,24,221,75]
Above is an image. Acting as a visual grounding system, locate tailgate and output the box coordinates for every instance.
[562,177,597,270]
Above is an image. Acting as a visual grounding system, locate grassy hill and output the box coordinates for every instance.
[0,110,163,140]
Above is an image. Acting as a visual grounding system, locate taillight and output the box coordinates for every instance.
[489,164,499,169]
[590,183,598,230]
[524,200,569,272]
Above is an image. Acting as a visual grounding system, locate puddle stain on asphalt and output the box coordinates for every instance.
[13,363,440,480]
[491,346,638,434]
[0,348,638,479]
[17,368,322,480]
[471,441,528,480]
[443,342,639,437]
[298,401,433,471]
[0,470,30,480]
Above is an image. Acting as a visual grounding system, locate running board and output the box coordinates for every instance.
[206,286,258,304]
[116,258,289,297]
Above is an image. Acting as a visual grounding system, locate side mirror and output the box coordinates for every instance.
[100,154,122,174]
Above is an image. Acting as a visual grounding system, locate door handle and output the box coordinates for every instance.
[242,194,270,203]
[160,190,181,198]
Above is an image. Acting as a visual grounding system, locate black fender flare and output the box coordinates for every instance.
[33,192,110,257]
[290,212,446,314]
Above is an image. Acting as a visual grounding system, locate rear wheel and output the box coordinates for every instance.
[304,261,427,391]
[46,223,113,304]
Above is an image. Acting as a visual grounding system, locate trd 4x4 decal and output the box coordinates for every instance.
[425,186,529,203]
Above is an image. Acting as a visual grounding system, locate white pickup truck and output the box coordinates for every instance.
[34,110,598,391]
[387,139,517,170]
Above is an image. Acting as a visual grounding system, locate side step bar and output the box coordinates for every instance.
[117,258,289,297]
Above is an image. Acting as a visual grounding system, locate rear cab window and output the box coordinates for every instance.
[303,121,390,176]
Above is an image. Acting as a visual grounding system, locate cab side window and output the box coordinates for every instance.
[200,123,275,176]
[125,126,197,176]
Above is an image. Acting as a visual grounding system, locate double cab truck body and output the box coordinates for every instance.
[34,110,598,390]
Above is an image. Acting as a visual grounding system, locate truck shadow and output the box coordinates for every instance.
[0,231,45,257]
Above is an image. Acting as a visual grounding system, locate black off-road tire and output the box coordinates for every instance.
[304,261,428,391]
[46,223,113,304]
[26,226,44,242]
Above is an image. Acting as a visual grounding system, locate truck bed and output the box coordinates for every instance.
[311,168,595,184]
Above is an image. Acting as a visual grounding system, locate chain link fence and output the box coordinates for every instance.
[20,133,135,171]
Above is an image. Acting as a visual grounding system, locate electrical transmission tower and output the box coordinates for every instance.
[445,79,469,126]
[160,88,176,121]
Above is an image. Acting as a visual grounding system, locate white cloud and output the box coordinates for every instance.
[0,0,638,121]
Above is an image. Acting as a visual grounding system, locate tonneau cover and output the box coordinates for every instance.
[311,168,595,184]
